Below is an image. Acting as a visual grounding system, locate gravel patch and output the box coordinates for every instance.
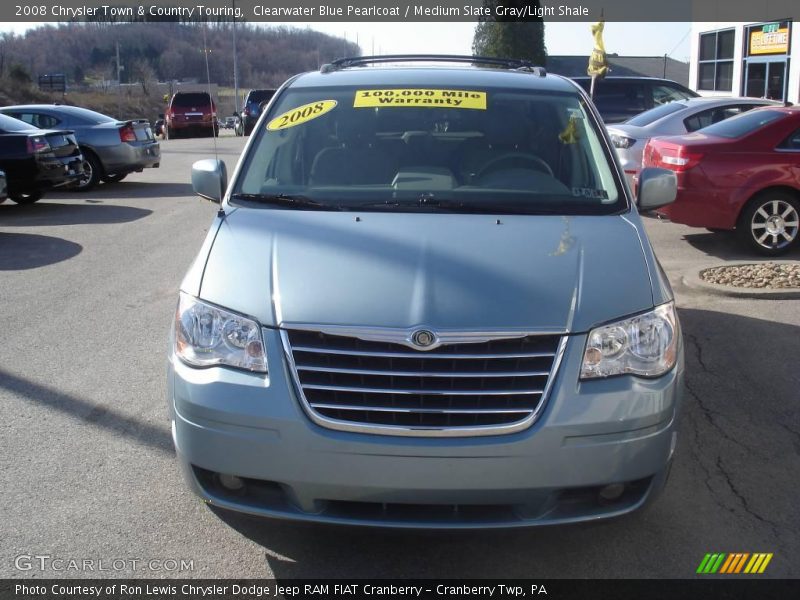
[700,262,800,289]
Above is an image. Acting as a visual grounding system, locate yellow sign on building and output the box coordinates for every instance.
[749,28,789,55]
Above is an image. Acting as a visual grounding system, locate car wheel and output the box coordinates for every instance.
[72,151,102,192]
[737,192,800,256]
[9,191,43,204]
[101,173,127,183]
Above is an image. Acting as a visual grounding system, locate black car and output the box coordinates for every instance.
[571,76,699,123]
[0,113,83,204]
[238,89,276,136]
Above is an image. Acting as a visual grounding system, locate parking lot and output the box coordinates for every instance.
[1,134,798,579]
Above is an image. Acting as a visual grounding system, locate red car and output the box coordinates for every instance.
[642,106,800,255]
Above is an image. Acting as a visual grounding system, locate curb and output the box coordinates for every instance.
[682,261,800,300]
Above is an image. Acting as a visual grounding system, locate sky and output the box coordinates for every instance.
[0,21,693,62]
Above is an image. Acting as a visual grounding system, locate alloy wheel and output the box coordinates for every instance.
[78,158,94,189]
[750,199,799,251]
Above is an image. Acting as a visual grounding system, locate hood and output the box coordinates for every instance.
[198,210,655,334]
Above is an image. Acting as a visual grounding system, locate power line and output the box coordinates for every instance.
[667,27,692,58]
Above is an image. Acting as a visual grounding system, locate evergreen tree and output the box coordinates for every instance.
[472,1,546,66]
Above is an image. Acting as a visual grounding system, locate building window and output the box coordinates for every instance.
[697,29,735,91]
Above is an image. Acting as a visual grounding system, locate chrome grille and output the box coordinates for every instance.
[282,328,564,437]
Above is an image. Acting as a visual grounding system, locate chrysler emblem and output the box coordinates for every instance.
[411,329,435,348]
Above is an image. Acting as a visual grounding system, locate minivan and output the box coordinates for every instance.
[169,55,685,528]
[571,76,698,124]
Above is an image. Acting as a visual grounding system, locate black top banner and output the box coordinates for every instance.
[3,0,800,23]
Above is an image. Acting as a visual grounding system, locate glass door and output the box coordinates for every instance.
[744,59,787,100]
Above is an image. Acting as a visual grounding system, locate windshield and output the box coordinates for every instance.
[626,102,687,127]
[699,108,786,138]
[234,85,625,215]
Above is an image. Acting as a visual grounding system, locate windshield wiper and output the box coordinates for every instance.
[353,194,474,212]
[230,193,343,211]
[351,195,564,215]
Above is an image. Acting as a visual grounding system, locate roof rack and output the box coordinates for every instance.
[320,55,546,76]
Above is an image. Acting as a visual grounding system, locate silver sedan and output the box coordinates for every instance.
[0,104,160,191]
[608,97,780,191]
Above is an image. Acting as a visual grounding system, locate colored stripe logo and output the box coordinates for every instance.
[696,553,773,574]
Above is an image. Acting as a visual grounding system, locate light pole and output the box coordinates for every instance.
[232,0,239,117]
[116,42,124,117]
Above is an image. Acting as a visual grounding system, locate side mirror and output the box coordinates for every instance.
[191,159,227,203]
[637,167,677,211]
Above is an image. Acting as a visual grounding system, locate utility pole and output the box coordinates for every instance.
[116,42,123,117]
[232,0,239,115]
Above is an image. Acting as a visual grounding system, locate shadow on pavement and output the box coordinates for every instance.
[47,181,194,200]
[0,367,174,456]
[0,232,82,270]
[0,201,152,226]
[682,230,800,260]
[202,308,800,578]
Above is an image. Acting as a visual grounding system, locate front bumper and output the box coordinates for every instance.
[168,329,684,528]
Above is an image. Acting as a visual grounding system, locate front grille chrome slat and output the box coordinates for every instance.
[283,328,565,437]
[310,403,532,415]
[293,345,555,360]
[297,365,550,378]
[302,383,544,396]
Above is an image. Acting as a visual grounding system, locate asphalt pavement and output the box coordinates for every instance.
[1,134,798,579]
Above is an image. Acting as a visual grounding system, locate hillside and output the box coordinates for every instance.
[0,21,359,119]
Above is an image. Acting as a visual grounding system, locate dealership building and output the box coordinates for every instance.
[689,21,799,104]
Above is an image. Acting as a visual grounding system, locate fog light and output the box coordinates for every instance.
[217,473,245,492]
[598,483,625,502]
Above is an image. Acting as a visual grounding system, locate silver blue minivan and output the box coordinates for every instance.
[168,55,684,528]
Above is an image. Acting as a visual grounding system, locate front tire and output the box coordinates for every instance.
[9,191,43,204]
[737,191,800,256]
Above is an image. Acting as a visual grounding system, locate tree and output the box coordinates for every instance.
[472,1,546,66]
[130,59,156,95]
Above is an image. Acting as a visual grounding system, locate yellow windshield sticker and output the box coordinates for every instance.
[354,89,487,110]
[266,100,337,131]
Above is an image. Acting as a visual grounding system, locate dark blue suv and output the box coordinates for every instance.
[238,88,276,136]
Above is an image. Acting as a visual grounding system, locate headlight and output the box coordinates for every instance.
[581,302,678,379]
[610,134,636,149]
[174,292,267,373]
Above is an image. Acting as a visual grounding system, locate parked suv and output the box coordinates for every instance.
[238,88,277,135]
[571,76,698,124]
[165,92,218,139]
[171,55,684,528]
